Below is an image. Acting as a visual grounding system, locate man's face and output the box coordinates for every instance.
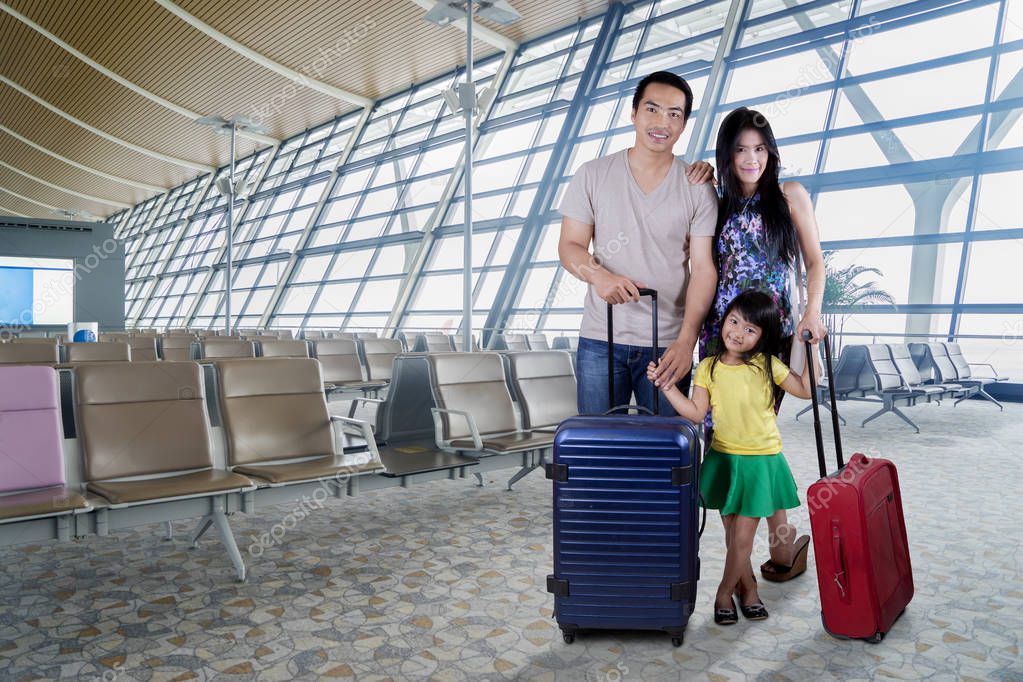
[630,82,688,154]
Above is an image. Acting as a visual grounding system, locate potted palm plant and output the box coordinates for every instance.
[818,251,895,355]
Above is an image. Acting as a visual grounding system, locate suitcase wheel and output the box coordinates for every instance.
[866,631,885,644]
[671,636,683,647]
[562,632,575,644]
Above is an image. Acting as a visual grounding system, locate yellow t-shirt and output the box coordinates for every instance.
[693,354,791,455]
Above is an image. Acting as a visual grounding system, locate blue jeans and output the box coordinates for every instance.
[576,336,692,417]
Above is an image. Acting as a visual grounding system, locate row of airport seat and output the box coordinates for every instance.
[798,341,1007,432]
[0,360,378,581]
[7,328,580,353]
[402,332,577,352]
[343,349,577,489]
[0,348,577,581]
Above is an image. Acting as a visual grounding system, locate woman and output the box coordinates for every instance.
[700,106,828,584]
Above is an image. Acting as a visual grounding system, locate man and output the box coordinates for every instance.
[558,71,718,415]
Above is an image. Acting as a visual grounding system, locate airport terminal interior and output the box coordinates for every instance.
[0,0,1021,679]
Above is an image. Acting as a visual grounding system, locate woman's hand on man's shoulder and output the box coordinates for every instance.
[686,160,716,185]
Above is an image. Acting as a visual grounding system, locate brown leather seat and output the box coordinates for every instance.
[75,361,253,505]
[450,430,556,452]
[75,361,254,580]
[0,486,88,520]
[216,357,383,484]
[228,455,379,484]
[361,338,402,382]
[428,352,554,455]
[502,334,530,351]
[417,333,455,352]
[129,336,159,361]
[87,469,250,505]
[0,342,59,366]
[505,351,577,432]
[244,335,279,343]
[66,342,131,363]
[201,340,256,359]
[313,339,386,391]
[259,340,310,358]
[160,335,196,360]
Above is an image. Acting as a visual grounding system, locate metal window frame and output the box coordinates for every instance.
[116,0,1023,362]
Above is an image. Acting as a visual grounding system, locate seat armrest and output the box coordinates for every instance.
[346,396,385,418]
[874,370,908,388]
[430,407,483,452]
[967,362,1002,379]
[329,415,380,460]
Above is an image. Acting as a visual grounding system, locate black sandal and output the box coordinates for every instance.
[735,577,769,621]
[738,600,769,621]
[714,597,738,625]
[760,534,811,583]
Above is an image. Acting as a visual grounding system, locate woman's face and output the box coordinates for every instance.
[732,128,769,190]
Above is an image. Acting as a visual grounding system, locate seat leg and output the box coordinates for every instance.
[506,458,541,491]
[164,521,174,541]
[861,404,890,428]
[979,389,1004,411]
[472,472,485,487]
[210,509,246,582]
[890,406,920,433]
[795,397,846,425]
[188,516,214,548]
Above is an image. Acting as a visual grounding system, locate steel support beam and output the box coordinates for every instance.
[481,2,626,345]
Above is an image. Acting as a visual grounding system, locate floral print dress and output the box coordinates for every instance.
[699,194,795,362]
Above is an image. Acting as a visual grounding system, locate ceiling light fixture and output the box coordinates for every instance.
[195,114,270,335]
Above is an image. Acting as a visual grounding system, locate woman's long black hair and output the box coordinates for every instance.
[714,107,799,266]
[710,290,784,385]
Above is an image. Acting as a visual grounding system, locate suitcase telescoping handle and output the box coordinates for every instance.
[607,288,658,414]
[802,329,844,479]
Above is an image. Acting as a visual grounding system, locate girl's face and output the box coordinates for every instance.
[732,128,769,191]
[722,311,762,354]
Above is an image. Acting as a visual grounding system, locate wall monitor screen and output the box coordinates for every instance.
[0,256,75,325]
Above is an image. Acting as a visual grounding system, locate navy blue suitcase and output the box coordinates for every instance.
[546,289,702,647]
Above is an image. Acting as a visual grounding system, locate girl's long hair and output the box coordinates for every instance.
[714,107,799,266]
[710,290,784,385]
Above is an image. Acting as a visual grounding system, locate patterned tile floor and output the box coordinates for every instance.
[1,399,1021,681]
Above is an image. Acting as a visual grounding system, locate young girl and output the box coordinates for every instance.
[648,290,819,624]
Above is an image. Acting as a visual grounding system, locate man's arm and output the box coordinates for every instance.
[559,216,645,304]
[652,235,716,385]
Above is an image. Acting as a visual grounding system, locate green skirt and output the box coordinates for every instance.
[699,448,800,518]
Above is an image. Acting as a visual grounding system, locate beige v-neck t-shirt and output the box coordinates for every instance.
[559,148,718,346]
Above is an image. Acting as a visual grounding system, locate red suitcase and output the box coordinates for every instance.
[804,333,914,643]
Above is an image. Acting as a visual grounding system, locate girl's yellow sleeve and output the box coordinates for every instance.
[693,357,714,389]
[771,355,792,385]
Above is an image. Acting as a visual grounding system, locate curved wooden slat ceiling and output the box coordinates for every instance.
[0,0,609,221]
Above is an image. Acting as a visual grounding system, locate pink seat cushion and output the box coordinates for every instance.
[0,366,65,492]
